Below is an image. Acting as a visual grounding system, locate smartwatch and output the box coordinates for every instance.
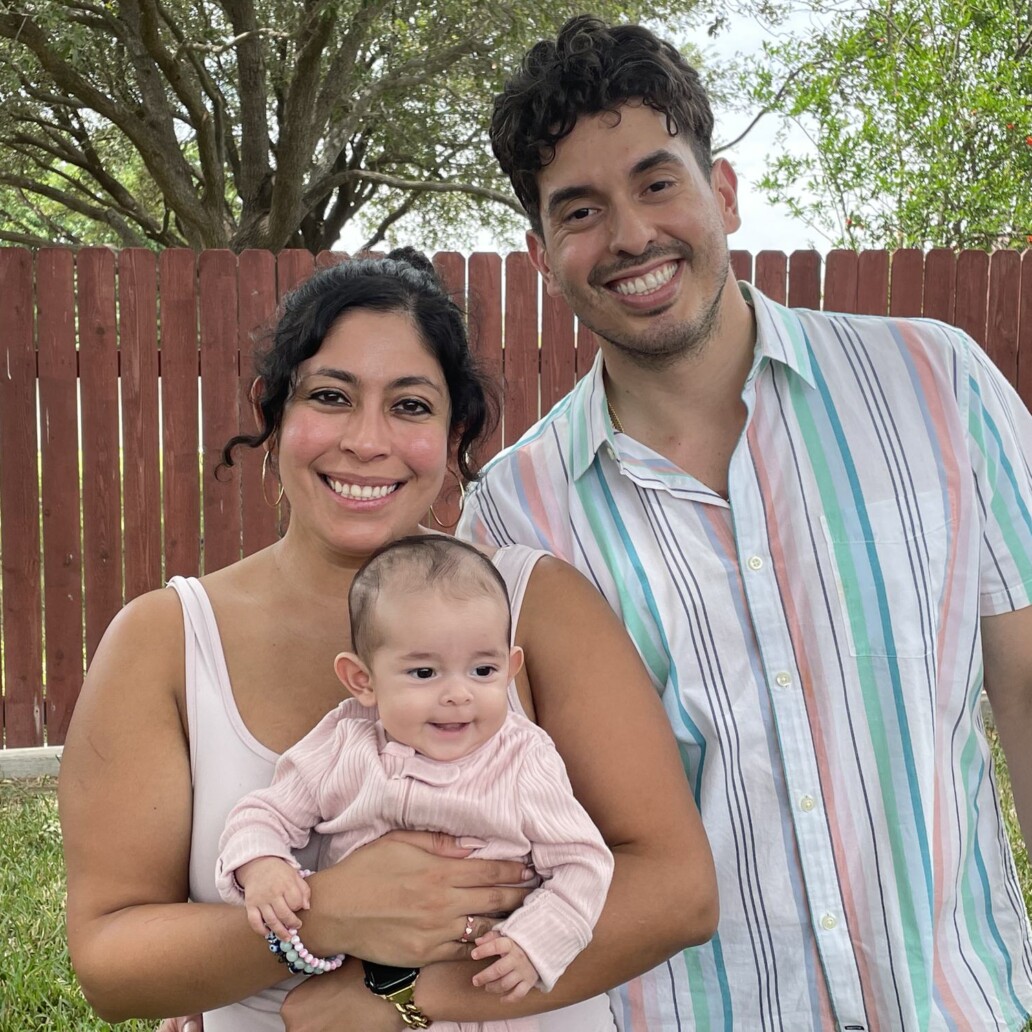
[362,960,433,1029]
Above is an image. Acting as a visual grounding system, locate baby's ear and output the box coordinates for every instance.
[507,645,525,682]
[334,652,376,706]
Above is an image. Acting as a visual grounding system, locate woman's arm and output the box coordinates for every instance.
[61,591,534,1023]
[59,589,286,1021]
[284,556,717,1027]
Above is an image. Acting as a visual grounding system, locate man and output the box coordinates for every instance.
[457,15,1032,1031]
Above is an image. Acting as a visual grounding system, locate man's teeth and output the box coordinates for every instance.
[613,261,677,296]
[328,479,398,499]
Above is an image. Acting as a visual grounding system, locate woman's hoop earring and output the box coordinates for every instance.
[261,449,284,508]
[429,469,465,530]
[428,504,459,530]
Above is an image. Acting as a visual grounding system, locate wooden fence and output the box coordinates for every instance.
[1,246,1030,750]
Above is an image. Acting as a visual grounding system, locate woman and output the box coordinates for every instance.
[59,249,717,1031]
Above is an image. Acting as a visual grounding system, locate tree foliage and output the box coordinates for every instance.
[742,0,1032,249]
[0,0,693,251]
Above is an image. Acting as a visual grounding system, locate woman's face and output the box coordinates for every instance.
[277,307,452,562]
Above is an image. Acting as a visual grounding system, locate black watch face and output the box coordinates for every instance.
[363,960,418,994]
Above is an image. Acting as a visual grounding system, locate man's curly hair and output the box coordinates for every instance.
[490,16,714,236]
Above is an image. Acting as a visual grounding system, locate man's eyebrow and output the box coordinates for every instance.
[546,184,594,219]
[631,149,688,176]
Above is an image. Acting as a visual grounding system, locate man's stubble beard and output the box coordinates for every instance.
[581,243,732,373]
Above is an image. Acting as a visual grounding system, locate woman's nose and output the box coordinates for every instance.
[340,406,389,460]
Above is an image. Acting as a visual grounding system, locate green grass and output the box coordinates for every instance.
[1,738,1031,1031]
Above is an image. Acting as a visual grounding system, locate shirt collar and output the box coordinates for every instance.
[569,283,817,481]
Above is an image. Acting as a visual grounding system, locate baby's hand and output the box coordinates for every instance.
[469,931,538,1002]
[236,856,311,939]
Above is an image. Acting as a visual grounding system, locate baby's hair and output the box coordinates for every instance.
[349,536,512,658]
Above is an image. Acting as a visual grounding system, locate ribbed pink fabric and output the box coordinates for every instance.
[217,701,613,993]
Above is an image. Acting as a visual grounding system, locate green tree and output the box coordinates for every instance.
[741,0,1032,249]
[0,0,693,251]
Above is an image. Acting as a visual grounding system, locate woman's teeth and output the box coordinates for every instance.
[327,478,398,500]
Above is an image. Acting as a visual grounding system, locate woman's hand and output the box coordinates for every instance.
[302,829,532,967]
[282,960,403,1032]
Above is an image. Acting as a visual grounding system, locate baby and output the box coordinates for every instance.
[216,535,613,1022]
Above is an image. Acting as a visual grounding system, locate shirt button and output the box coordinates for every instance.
[775,671,792,688]
[746,555,764,571]
[799,795,815,812]
[820,913,838,930]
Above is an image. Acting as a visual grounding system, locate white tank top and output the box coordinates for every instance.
[171,544,616,1032]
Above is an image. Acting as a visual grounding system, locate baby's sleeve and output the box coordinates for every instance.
[498,738,614,992]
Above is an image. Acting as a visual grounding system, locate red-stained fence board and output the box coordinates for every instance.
[0,250,43,745]
[541,293,577,413]
[78,249,122,665]
[856,250,889,315]
[468,253,504,465]
[888,250,924,318]
[37,249,83,745]
[503,253,540,446]
[755,251,787,304]
[923,249,956,324]
[1018,252,1032,412]
[576,323,600,379]
[199,251,242,573]
[788,251,821,310]
[954,250,990,349]
[119,249,162,602]
[985,250,1021,388]
[429,252,468,531]
[823,250,859,313]
[160,250,202,579]
[730,250,753,284]
[277,250,316,298]
[238,250,279,555]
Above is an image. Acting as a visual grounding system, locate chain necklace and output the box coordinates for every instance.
[606,396,624,434]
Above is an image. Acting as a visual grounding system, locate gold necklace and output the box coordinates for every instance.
[606,396,624,434]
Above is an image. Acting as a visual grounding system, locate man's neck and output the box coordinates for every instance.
[602,293,757,493]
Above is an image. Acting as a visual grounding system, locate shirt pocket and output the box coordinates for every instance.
[820,491,949,659]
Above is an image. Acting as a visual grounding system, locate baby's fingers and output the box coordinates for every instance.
[246,904,269,937]
[260,901,300,941]
[500,979,534,1003]
[471,956,513,988]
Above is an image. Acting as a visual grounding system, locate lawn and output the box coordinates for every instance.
[2,735,1030,1031]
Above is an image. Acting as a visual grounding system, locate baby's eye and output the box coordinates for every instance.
[473,665,498,677]
[409,667,435,679]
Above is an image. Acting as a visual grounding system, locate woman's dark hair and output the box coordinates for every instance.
[490,16,715,235]
[222,247,497,482]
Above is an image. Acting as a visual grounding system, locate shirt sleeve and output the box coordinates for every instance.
[214,709,348,904]
[962,337,1032,615]
[498,738,615,992]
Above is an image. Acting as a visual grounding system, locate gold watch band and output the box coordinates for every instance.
[384,981,433,1029]
[392,997,432,1029]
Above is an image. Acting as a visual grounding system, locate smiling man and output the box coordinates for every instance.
[457,15,1032,1032]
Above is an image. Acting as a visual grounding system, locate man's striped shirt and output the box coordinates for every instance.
[457,284,1032,1031]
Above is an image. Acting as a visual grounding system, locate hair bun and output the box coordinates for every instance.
[387,246,436,277]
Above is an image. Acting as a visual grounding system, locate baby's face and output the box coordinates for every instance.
[366,588,514,762]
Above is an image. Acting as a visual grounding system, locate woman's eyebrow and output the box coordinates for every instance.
[305,368,444,394]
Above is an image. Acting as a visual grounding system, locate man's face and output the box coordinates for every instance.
[527,102,741,367]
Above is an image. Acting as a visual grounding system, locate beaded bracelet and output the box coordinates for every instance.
[266,929,345,975]
[264,868,344,976]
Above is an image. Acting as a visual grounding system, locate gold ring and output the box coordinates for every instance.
[460,916,474,943]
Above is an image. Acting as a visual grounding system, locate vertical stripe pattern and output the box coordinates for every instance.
[457,285,1032,1032]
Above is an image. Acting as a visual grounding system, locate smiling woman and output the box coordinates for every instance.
[57,248,717,1032]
